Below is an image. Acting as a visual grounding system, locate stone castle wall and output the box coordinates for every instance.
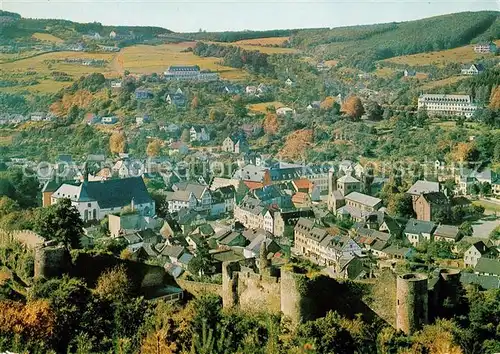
[396,273,429,334]
[0,229,44,249]
[176,279,223,297]
[237,271,281,313]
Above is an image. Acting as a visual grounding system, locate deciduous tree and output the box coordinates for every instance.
[341,96,365,120]
[34,198,84,249]
[110,131,127,154]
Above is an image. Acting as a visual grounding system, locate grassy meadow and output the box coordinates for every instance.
[383,39,500,67]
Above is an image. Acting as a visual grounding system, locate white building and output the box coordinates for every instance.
[417,94,478,118]
[50,177,155,222]
[189,126,210,142]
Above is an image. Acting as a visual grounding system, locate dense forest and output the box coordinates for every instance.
[290,11,500,70]
[180,29,296,42]
[193,42,276,75]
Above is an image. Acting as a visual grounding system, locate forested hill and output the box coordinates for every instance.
[0,10,172,44]
[291,11,500,70]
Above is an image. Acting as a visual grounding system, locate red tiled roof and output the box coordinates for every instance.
[293,178,312,190]
[244,181,264,190]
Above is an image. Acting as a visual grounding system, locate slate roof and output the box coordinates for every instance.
[434,225,460,241]
[460,272,500,290]
[404,219,436,235]
[218,231,244,245]
[337,175,360,184]
[295,218,328,242]
[421,192,449,205]
[406,180,440,195]
[165,190,194,203]
[161,245,185,258]
[345,192,381,208]
[55,177,152,209]
[475,258,500,276]
[381,245,412,258]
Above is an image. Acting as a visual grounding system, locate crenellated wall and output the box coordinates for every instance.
[0,229,44,249]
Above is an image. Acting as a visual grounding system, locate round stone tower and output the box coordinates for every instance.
[396,273,428,334]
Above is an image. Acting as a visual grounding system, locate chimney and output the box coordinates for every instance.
[131,197,135,211]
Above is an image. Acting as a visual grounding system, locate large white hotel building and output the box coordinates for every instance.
[417,94,478,118]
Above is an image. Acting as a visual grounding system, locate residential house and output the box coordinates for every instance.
[136,115,150,126]
[474,258,500,277]
[50,176,155,221]
[285,78,294,87]
[461,63,485,75]
[245,86,258,95]
[222,133,249,154]
[169,141,189,155]
[380,245,414,260]
[464,241,498,268]
[292,178,320,201]
[352,227,390,258]
[455,167,498,195]
[276,107,294,117]
[189,126,210,142]
[173,182,212,211]
[210,185,236,216]
[404,69,416,77]
[110,81,122,89]
[234,196,266,230]
[101,116,118,125]
[306,101,321,110]
[271,209,315,237]
[414,192,450,222]
[135,89,153,100]
[165,89,186,107]
[108,213,156,238]
[474,42,497,54]
[293,218,362,269]
[165,191,197,213]
[243,231,280,259]
[112,159,143,178]
[433,225,461,243]
[404,219,436,246]
[217,230,247,247]
[30,112,46,122]
[85,113,100,125]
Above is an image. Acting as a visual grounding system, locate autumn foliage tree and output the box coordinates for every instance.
[489,86,500,110]
[341,96,365,120]
[146,139,162,157]
[94,265,131,302]
[110,131,126,154]
[263,112,280,135]
[0,299,56,341]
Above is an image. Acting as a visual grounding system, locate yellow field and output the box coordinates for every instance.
[207,41,297,54]
[383,40,500,67]
[0,136,13,146]
[115,43,248,80]
[234,37,290,46]
[32,32,64,43]
[374,67,397,78]
[418,76,467,90]
[248,101,285,113]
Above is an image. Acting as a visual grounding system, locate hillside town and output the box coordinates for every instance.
[1,6,500,354]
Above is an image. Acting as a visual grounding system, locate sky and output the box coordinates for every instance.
[2,0,499,32]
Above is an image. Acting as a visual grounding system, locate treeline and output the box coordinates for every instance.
[293,11,499,71]
[181,29,296,42]
[193,42,275,75]
[0,11,171,44]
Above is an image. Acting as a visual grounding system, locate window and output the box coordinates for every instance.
[88,203,91,207]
